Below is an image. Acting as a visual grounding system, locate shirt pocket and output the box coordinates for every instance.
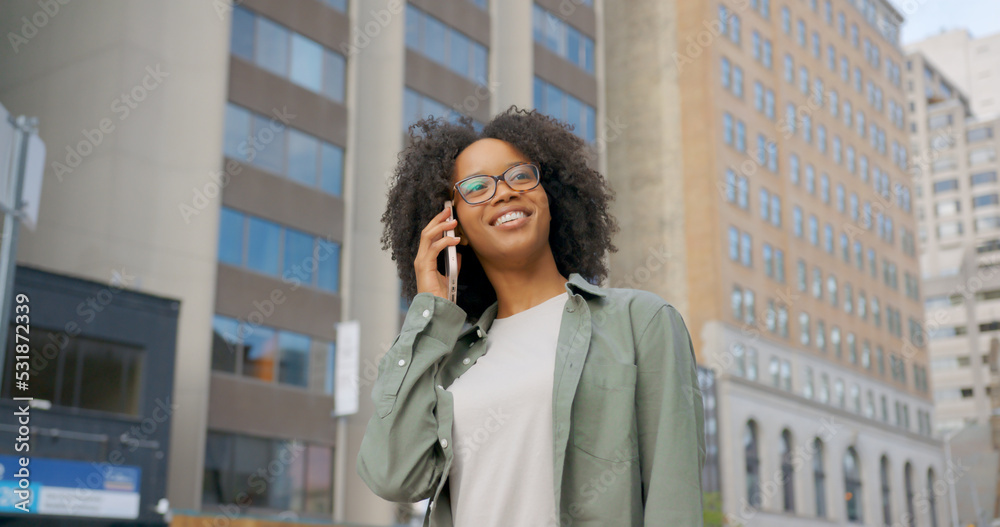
[571,360,639,462]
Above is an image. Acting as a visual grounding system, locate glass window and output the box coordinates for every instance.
[781,430,795,510]
[243,326,278,381]
[566,27,581,66]
[741,232,752,266]
[323,0,347,11]
[449,30,472,77]
[278,331,311,387]
[321,143,344,196]
[971,171,997,186]
[230,6,255,61]
[246,217,281,275]
[407,4,421,49]
[252,114,286,175]
[219,208,245,265]
[287,128,319,187]
[211,315,242,374]
[745,421,762,507]
[974,194,999,208]
[424,15,447,63]
[322,50,347,103]
[255,16,290,77]
[968,127,994,143]
[224,103,252,161]
[731,287,743,320]
[474,43,488,85]
[283,229,315,283]
[317,239,341,292]
[306,444,334,512]
[290,33,323,92]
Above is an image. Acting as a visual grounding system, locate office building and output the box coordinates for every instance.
[605,0,949,525]
[906,29,1000,121]
[0,0,602,525]
[907,50,1000,435]
[907,49,1000,522]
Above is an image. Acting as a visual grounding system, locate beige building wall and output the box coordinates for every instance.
[0,0,230,510]
[908,50,1000,435]
[907,29,1000,120]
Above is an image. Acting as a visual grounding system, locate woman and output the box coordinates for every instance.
[357,106,705,526]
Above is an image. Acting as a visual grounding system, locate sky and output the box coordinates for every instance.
[896,0,1000,45]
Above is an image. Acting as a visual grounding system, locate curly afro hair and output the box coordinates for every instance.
[380,105,619,323]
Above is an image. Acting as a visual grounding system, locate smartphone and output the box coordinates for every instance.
[443,200,458,304]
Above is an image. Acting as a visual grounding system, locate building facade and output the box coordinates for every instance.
[0,0,603,525]
[906,29,1000,121]
[906,49,1000,522]
[906,50,1000,435]
[605,0,949,525]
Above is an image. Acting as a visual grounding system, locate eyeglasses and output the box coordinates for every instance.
[452,163,541,205]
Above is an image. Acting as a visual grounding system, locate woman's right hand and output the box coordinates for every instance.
[414,206,462,301]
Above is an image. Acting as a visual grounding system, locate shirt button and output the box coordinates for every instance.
[422,309,430,318]
[398,359,406,366]
[440,438,449,448]
[476,328,484,338]
[437,384,443,390]
[462,357,471,365]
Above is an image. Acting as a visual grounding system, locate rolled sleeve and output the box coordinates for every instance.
[356,293,467,502]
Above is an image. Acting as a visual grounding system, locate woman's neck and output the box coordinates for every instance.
[484,257,569,319]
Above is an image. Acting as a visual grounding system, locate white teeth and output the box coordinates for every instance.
[494,211,526,226]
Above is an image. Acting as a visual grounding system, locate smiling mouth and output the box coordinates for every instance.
[491,210,531,227]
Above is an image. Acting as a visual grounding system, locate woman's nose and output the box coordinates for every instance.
[492,178,517,202]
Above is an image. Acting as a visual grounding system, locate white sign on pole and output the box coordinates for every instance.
[334,320,361,417]
[20,133,45,230]
[0,102,14,210]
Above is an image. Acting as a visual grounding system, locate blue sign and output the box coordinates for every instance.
[0,455,141,519]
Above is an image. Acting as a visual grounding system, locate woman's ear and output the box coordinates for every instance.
[455,223,469,246]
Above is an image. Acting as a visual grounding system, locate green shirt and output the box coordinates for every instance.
[357,272,706,526]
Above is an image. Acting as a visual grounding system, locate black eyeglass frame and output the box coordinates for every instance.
[451,162,542,205]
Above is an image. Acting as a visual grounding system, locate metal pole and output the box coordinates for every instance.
[0,115,33,388]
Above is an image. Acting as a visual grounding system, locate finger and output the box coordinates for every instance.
[417,212,455,251]
[428,235,461,254]
[421,218,459,242]
[416,235,459,270]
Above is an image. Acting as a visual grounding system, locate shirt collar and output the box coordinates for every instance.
[467,272,606,339]
[564,272,608,298]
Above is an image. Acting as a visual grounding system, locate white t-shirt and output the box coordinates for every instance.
[446,291,568,527]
